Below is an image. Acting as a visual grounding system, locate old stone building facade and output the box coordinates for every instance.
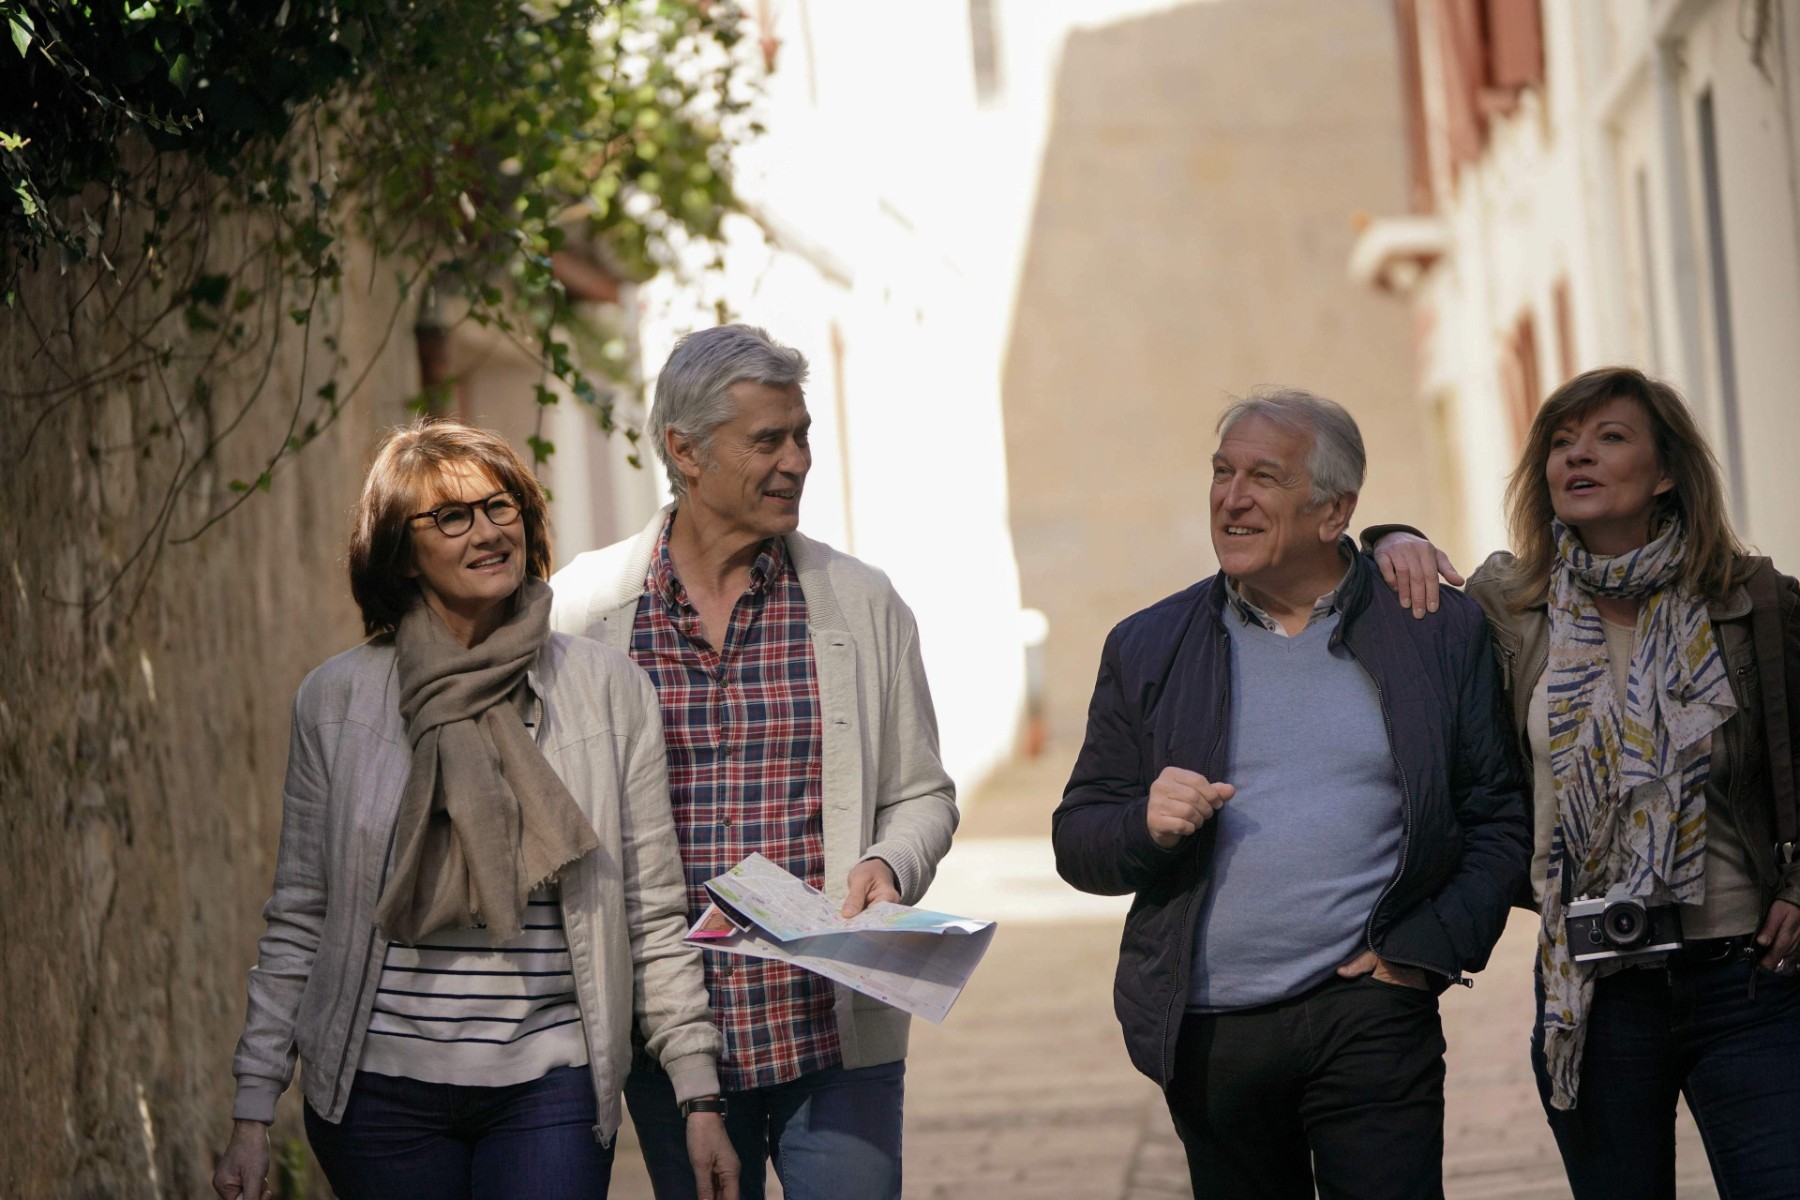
[1353,0,1800,567]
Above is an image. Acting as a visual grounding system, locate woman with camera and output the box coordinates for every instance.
[1371,366,1800,1199]
[212,420,738,1200]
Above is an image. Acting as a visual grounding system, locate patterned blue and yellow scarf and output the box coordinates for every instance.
[1538,517,1735,1110]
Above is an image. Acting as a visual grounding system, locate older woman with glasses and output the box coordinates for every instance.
[212,419,738,1200]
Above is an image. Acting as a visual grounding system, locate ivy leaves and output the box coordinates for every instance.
[7,7,32,58]
[2,1,748,308]
[338,0,752,457]
[3,0,754,612]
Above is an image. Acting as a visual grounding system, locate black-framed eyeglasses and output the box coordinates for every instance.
[407,490,522,537]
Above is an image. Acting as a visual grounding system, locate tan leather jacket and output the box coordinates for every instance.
[1466,552,1800,913]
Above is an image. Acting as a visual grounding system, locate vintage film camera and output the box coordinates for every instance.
[1564,896,1684,963]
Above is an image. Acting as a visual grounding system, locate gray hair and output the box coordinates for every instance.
[649,324,810,498]
[1216,386,1366,506]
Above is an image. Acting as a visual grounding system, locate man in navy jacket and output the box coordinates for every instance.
[1054,389,1528,1200]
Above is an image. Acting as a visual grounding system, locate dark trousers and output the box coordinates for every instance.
[624,1047,905,1200]
[1532,955,1800,1200]
[304,1066,613,1200]
[1165,974,1447,1200]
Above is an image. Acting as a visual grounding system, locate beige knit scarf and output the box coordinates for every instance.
[374,577,598,945]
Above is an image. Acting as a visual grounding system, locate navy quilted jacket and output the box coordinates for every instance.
[1052,550,1530,1087]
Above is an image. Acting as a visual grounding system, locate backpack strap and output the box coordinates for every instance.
[1744,558,1799,860]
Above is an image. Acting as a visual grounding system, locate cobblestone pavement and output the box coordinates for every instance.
[607,753,1719,1198]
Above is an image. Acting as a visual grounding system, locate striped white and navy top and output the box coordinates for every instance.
[359,885,589,1086]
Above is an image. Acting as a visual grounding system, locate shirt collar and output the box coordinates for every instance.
[1224,540,1356,635]
[649,509,788,610]
[749,535,788,594]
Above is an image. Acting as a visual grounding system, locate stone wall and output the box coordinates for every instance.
[0,202,417,1197]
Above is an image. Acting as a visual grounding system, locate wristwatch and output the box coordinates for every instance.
[680,1096,729,1119]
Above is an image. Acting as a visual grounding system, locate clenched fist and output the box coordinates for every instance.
[1146,767,1234,849]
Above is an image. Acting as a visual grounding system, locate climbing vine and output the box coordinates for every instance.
[1,0,756,605]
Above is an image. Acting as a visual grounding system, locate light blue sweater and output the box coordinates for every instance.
[1188,612,1404,1011]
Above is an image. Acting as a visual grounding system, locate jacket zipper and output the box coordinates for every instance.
[1342,637,1430,976]
[1160,680,1229,1086]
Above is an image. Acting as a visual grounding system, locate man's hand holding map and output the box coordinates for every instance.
[687,852,996,1023]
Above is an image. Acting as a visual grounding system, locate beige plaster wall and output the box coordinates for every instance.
[1001,0,1440,744]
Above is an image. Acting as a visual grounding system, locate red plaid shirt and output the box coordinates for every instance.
[630,515,841,1090]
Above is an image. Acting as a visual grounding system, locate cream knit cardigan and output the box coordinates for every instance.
[550,506,960,1069]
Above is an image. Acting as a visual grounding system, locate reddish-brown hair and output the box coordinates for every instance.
[348,419,553,635]
[1500,366,1746,608]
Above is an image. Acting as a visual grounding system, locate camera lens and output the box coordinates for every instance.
[1602,900,1649,949]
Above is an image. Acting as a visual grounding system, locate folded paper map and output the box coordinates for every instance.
[686,852,997,1024]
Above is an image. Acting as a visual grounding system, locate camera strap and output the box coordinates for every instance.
[1745,558,1798,861]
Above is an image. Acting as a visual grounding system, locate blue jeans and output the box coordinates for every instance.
[304,1066,614,1200]
[1531,955,1800,1200]
[624,1048,905,1200]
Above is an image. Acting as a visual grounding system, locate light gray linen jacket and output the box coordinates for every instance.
[549,506,960,1069]
[230,630,721,1142]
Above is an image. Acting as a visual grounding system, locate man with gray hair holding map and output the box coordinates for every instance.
[1054,387,1529,1199]
[551,323,957,1200]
